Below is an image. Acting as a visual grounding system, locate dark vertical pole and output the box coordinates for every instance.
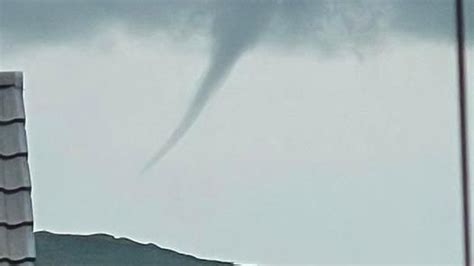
[455,0,471,265]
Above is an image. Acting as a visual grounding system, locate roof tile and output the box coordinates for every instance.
[0,72,22,88]
[0,157,31,190]
[0,225,35,261]
[0,191,33,225]
[0,87,25,122]
[0,123,27,157]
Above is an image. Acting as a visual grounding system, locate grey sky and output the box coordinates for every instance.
[1,0,473,265]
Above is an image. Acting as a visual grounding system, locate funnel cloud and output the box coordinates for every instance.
[143,2,275,170]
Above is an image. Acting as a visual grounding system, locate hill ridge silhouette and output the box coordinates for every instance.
[35,231,233,266]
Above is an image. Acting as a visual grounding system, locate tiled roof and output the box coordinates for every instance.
[0,72,35,265]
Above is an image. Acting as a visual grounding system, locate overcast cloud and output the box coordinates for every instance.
[1,0,473,52]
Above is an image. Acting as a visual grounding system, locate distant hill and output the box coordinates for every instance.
[35,231,233,266]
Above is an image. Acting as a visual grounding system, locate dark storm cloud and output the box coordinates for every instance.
[1,0,472,52]
[390,0,468,43]
[0,0,210,51]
